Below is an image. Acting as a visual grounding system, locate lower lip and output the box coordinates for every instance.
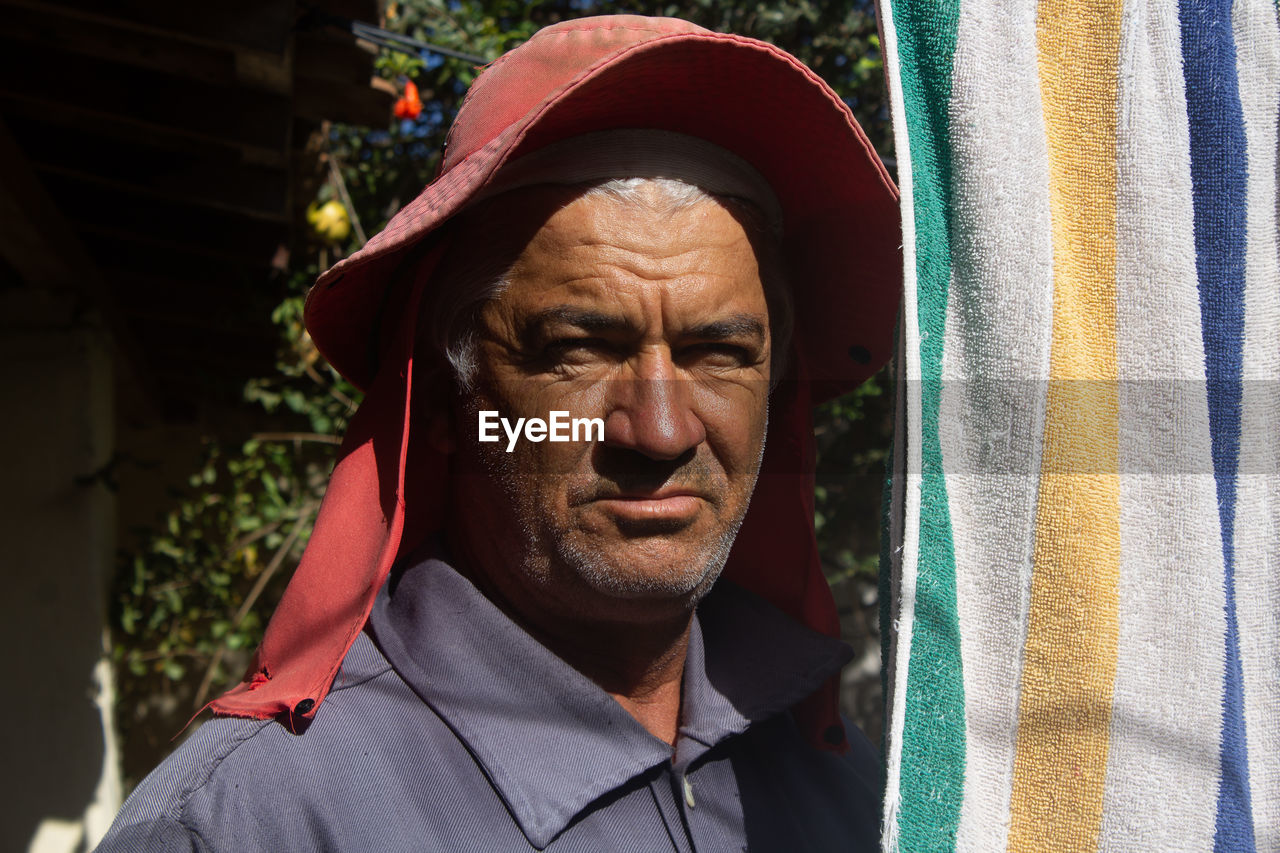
[594,495,702,522]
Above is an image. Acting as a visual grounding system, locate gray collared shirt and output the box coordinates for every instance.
[98,555,881,851]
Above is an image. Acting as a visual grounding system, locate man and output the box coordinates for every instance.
[98,15,900,851]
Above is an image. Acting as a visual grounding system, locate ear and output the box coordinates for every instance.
[416,364,458,455]
[425,405,456,455]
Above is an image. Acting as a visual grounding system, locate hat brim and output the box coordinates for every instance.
[305,30,901,403]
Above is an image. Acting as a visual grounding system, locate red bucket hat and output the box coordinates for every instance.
[212,15,900,753]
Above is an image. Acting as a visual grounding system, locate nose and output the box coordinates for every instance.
[602,352,706,461]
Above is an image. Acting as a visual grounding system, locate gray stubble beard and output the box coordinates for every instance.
[469,399,769,608]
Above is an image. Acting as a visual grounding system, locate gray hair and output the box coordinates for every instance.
[424,176,793,391]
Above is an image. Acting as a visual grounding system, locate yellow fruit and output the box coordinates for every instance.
[307,200,351,243]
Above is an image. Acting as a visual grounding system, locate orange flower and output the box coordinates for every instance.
[394,80,422,119]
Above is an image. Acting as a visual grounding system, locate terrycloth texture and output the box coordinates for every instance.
[878,0,1280,850]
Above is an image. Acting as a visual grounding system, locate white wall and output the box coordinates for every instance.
[0,290,120,853]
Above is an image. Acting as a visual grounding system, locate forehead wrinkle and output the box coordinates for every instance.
[564,243,742,288]
[541,196,756,266]
[572,239,762,301]
[495,192,767,339]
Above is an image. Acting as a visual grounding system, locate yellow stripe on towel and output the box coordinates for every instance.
[1007,1,1123,850]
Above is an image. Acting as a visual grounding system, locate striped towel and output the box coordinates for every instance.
[877,1,1279,851]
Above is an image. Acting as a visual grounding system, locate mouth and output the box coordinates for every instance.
[590,488,706,526]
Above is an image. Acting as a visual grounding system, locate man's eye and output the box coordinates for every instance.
[678,343,753,368]
[543,338,611,362]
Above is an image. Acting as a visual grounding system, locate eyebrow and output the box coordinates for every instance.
[686,316,768,344]
[527,306,767,343]
[530,306,632,334]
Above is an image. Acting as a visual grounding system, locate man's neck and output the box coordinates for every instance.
[445,538,693,746]
[534,614,691,747]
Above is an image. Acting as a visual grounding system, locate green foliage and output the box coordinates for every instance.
[114,443,309,680]
[111,272,354,774]
[814,370,893,583]
[637,0,889,153]
[112,0,892,781]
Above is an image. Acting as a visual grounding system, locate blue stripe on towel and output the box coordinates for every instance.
[1179,0,1255,848]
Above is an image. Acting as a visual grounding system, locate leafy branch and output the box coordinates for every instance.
[192,500,320,708]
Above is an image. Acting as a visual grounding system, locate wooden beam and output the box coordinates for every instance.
[72,223,285,271]
[0,120,111,299]
[84,234,277,285]
[294,75,395,128]
[0,0,296,57]
[108,267,281,328]
[0,3,245,89]
[319,0,382,22]
[0,117,162,413]
[293,32,393,128]
[0,100,288,171]
[31,162,290,224]
[133,325,278,374]
[124,304,278,342]
[42,171,289,267]
[9,115,291,221]
[0,38,293,157]
[294,30,378,86]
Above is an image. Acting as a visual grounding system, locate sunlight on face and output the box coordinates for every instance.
[450,184,772,625]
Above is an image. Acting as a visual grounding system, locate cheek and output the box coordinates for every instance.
[503,383,610,473]
[511,428,595,480]
[695,386,770,475]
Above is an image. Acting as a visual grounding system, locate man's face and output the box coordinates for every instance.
[448,184,772,625]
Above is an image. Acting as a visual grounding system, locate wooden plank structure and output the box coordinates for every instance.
[0,0,393,417]
[0,5,396,850]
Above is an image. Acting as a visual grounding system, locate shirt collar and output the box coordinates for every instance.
[367,552,850,849]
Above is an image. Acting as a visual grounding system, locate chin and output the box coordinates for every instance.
[553,533,737,607]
